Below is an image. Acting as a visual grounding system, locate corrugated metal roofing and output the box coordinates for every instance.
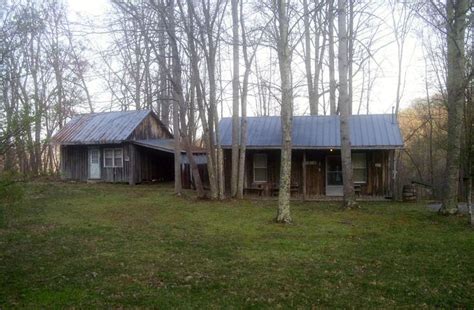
[219,114,403,149]
[133,139,207,164]
[53,110,153,145]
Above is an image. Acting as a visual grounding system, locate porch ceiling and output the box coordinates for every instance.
[132,139,207,164]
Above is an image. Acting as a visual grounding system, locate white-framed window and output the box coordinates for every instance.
[104,148,123,168]
[352,153,367,183]
[253,153,268,183]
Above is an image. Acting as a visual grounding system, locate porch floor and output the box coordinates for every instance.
[244,194,392,202]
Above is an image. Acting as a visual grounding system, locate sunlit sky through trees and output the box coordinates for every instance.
[67,0,428,116]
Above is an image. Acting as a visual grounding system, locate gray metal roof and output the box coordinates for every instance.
[134,139,177,153]
[53,110,155,145]
[219,114,403,149]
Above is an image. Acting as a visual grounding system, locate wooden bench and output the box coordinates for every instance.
[271,185,300,196]
[244,187,264,196]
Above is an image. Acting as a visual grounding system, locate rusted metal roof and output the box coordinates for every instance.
[53,110,154,145]
[219,114,403,149]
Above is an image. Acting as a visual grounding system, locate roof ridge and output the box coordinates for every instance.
[221,113,394,120]
[72,109,152,117]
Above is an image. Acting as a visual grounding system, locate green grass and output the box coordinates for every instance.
[1,181,473,308]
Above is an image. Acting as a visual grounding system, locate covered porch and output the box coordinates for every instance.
[224,148,394,200]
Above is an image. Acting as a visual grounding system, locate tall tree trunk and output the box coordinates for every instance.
[303,0,317,115]
[337,0,356,208]
[276,0,293,224]
[182,0,219,199]
[179,104,205,198]
[348,0,354,115]
[328,0,337,115]
[440,0,468,214]
[237,0,252,199]
[231,0,240,197]
[159,13,170,128]
[168,0,182,195]
[313,0,324,116]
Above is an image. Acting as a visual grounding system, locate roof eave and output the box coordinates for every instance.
[221,145,404,150]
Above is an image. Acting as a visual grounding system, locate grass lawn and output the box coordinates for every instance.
[1,181,473,308]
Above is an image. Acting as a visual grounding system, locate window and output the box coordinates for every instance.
[253,154,268,182]
[104,148,123,168]
[114,149,123,167]
[352,153,367,183]
[90,149,99,164]
[327,156,343,186]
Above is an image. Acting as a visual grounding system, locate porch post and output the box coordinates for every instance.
[129,143,136,186]
[303,151,307,200]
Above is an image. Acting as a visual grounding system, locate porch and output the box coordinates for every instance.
[223,148,394,199]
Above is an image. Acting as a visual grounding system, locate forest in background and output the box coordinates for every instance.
[0,0,472,214]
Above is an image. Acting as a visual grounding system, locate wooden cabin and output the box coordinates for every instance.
[53,110,207,188]
[220,115,403,199]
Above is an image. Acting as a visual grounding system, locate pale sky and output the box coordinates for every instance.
[67,0,428,116]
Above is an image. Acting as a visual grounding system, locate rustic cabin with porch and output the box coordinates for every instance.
[220,114,403,199]
[52,110,207,188]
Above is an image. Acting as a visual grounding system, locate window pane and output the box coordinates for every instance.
[114,149,123,167]
[105,158,113,167]
[254,168,267,182]
[327,157,342,172]
[327,171,343,185]
[91,150,99,164]
[354,168,367,183]
[352,153,366,169]
[104,149,113,167]
[254,154,267,168]
[104,149,113,158]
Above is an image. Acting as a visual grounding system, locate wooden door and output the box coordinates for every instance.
[306,163,323,196]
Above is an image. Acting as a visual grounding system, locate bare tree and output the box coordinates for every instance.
[389,0,414,117]
[440,0,469,214]
[337,0,356,208]
[275,0,293,223]
[303,0,317,115]
[236,0,262,198]
[231,0,240,197]
[328,0,337,115]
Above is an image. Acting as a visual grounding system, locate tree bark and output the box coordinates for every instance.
[337,0,356,209]
[231,0,240,197]
[348,0,353,115]
[440,0,468,215]
[303,0,317,115]
[328,0,337,115]
[167,0,182,196]
[237,0,251,199]
[276,0,293,224]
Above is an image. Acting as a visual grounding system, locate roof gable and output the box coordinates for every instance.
[219,114,403,149]
[53,110,170,145]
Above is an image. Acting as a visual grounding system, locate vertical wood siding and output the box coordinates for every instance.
[128,114,172,140]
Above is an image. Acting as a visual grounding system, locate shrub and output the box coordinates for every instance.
[0,172,24,204]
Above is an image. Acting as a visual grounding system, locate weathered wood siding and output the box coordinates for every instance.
[129,114,172,140]
[60,113,177,184]
[60,143,175,184]
[60,145,88,181]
